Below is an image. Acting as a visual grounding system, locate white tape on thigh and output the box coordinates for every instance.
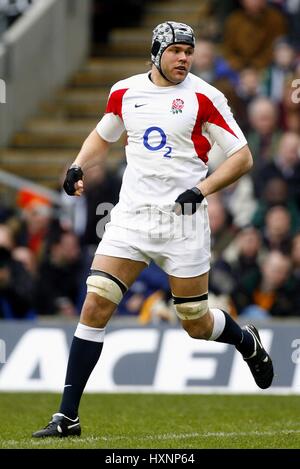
[175,299,208,320]
[86,275,123,304]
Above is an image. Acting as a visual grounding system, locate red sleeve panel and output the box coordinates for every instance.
[105,88,128,119]
[191,92,238,163]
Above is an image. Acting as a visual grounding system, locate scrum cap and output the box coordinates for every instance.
[151,21,195,72]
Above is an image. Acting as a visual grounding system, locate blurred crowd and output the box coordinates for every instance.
[191,0,300,321]
[0,0,300,321]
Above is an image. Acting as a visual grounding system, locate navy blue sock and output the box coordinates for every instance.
[216,311,255,357]
[59,336,103,419]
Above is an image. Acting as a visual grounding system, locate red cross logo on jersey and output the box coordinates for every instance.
[171,98,184,114]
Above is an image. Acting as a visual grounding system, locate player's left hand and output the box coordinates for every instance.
[173,187,204,215]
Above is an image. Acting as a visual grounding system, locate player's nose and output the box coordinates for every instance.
[178,52,187,61]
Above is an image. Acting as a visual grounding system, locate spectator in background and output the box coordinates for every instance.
[234,68,262,132]
[223,0,288,71]
[15,189,53,260]
[225,224,263,265]
[13,246,37,277]
[252,177,300,234]
[253,132,300,203]
[236,250,296,318]
[210,226,262,316]
[35,229,89,317]
[118,262,174,324]
[0,223,36,319]
[261,38,296,103]
[0,224,14,254]
[262,205,293,254]
[247,97,281,175]
[220,175,257,228]
[191,39,238,86]
[211,0,240,28]
[196,0,240,43]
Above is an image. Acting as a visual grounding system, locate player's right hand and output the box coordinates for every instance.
[63,165,84,196]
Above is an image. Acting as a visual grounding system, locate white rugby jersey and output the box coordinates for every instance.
[96,72,247,220]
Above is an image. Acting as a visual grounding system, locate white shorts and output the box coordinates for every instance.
[95,205,211,278]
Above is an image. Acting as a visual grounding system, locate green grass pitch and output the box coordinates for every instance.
[0,393,299,449]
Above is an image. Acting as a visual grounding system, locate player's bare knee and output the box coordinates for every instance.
[80,294,113,327]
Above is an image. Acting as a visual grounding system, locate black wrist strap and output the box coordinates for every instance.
[191,187,203,197]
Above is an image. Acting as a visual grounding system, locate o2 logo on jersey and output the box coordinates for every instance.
[143,126,172,158]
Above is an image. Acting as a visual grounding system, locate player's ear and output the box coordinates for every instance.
[151,40,160,57]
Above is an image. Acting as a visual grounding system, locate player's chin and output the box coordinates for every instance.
[172,69,188,82]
